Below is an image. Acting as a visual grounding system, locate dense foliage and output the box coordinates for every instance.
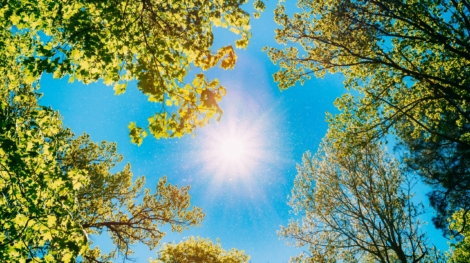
[154,236,250,263]
[448,210,470,263]
[0,87,205,262]
[0,23,88,261]
[1,0,265,144]
[3,0,470,261]
[0,86,87,262]
[0,0,264,261]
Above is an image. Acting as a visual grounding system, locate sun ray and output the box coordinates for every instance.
[187,85,291,205]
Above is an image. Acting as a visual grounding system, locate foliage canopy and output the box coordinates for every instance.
[64,135,205,262]
[0,26,88,262]
[0,85,205,262]
[0,41,205,262]
[0,86,88,263]
[280,138,442,263]
[153,236,250,263]
[267,0,470,232]
[0,0,269,261]
[1,0,265,145]
[448,210,470,263]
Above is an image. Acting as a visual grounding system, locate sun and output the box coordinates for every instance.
[219,137,246,162]
[198,120,264,179]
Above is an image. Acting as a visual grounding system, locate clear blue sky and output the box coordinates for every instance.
[38,1,447,262]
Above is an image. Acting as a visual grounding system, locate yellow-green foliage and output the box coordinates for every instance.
[0,11,205,261]
[448,210,470,263]
[1,0,265,145]
[267,0,470,232]
[0,0,267,261]
[0,79,205,262]
[267,0,470,146]
[0,80,87,262]
[154,236,250,263]
[61,135,205,262]
[280,138,443,263]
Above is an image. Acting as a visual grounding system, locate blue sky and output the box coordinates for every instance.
[38,1,448,262]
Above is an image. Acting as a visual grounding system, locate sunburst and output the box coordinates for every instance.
[199,119,264,180]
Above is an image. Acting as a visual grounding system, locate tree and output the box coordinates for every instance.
[0,88,88,261]
[1,0,265,145]
[267,0,470,231]
[447,209,470,263]
[0,26,90,261]
[279,138,443,263]
[62,135,205,262]
[153,236,250,263]
[0,68,204,262]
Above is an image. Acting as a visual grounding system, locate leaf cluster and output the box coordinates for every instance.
[60,135,205,262]
[1,0,264,145]
[0,80,87,262]
[153,236,250,263]
[0,72,208,263]
[448,210,470,263]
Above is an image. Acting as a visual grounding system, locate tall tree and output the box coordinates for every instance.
[0,65,204,262]
[153,236,250,263]
[63,135,205,262]
[0,26,89,261]
[267,0,470,232]
[1,0,265,144]
[0,89,88,261]
[280,138,443,263]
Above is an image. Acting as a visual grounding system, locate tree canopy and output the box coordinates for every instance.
[153,236,250,263]
[4,0,470,261]
[0,83,205,262]
[267,0,470,232]
[0,38,205,261]
[280,138,443,263]
[0,85,88,263]
[63,135,205,262]
[1,0,265,144]
[0,0,265,261]
[448,209,470,263]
